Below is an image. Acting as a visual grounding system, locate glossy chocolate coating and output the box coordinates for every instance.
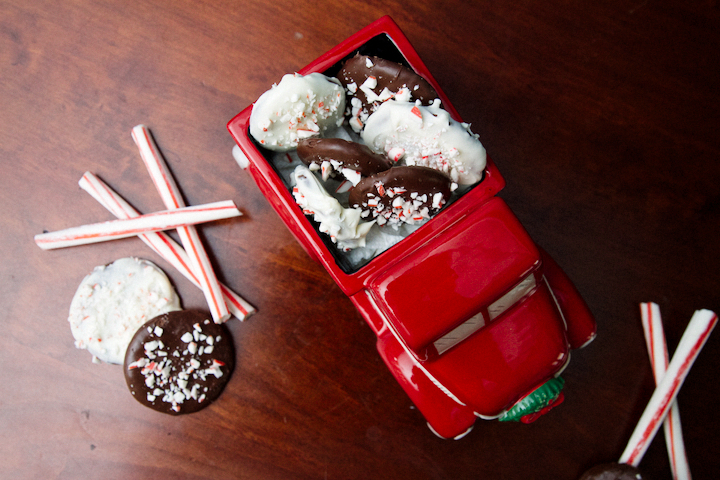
[338,54,439,110]
[297,137,392,176]
[124,310,235,415]
[578,463,645,480]
[349,166,452,224]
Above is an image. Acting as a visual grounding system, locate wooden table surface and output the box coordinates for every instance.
[2,1,719,479]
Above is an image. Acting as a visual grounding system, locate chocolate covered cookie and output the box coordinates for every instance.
[362,100,487,185]
[297,137,392,185]
[292,164,374,251]
[124,310,234,415]
[349,166,452,227]
[578,463,645,480]
[249,72,345,151]
[337,54,439,132]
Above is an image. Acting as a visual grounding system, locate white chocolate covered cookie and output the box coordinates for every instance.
[250,73,346,151]
[68,257,181,364]
[292,165,374,251]
[362,100,487,185]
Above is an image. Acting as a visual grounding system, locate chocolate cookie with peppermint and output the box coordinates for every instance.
[297,137,392,185]
[349,166,452,227]
[337,54,439,132]
[124,310,234,415]
[578,463,645,480]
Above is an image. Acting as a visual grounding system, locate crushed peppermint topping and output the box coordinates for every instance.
[127,319,229,414]
[355,184,446,228]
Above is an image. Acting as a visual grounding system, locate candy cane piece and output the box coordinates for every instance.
[35,201,240,250]
[620,309,717,466]
[132,125,228,323]
[640,303,691,480]
[79,172,255,321]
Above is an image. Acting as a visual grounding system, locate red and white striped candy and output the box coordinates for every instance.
[640,302,691,480]
[388,147,405,162]
[620,308,717,467]
[35,201,240,250]
[79,172,254,321]
[374,182,385,197]
[132,125,229,323]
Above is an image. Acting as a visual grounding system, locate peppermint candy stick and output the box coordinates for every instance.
[132,125,228,323]
[620,309,718,466]
[35,200,240,250]
[79,172,255,321]
[640,303,691,480]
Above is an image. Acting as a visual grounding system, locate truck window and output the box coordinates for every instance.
[433,273,537,356]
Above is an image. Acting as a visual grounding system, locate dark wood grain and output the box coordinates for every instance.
[2,1,719,478]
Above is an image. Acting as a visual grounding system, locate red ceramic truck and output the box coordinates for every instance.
[228,16,596,439]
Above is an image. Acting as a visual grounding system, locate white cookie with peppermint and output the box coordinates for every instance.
[250,73,346,151]
[292,165,374,251]
[362,100,487,185]
[68,257,181,364]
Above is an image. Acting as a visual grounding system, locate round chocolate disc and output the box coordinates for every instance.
[578,463,645,480]
[124,310,235,415]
